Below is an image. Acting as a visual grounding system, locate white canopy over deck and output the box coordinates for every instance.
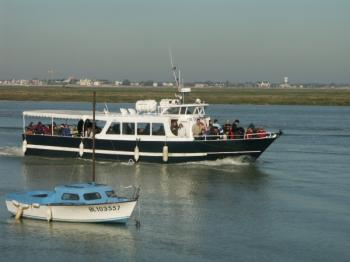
[23,110,109,120]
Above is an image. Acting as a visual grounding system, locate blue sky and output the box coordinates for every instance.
[1,0,349,83]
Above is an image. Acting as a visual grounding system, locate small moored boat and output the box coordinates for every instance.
[6,183,139,223]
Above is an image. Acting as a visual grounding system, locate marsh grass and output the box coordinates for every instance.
[1,86,350,106]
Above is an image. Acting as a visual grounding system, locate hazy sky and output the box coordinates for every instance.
[1,0,349,83]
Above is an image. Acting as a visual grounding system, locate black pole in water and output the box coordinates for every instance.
[92,91,96,182]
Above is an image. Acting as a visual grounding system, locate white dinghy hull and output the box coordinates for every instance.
[6,200,137,223]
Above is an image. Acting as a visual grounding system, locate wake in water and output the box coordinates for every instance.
[0,146,24,157]
[186,156,251,167]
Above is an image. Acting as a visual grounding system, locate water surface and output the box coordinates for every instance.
[0,101,349,261]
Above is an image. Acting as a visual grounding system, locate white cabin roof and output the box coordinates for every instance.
[23,109,179,122]
[23,110,107,120]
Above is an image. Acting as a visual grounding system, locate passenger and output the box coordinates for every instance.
[192,118,203,138]
[43,124,50,135]
[178,123,187,137]
[84,119,93,137]
[223,120,231,136]
[52,122,59,135]
[207,120,216,139]
[236,126,245,139]
[62,124,71,137]
[245,123,255,139]
[77,119,84,137]
[256,127,267,138]
[213,119,223,134]
[171,120,178,136]
[144,123,150,135]
[35,122,44,135]
[231,119,239,134]
[26,122,34,135]
[232,119,245,139]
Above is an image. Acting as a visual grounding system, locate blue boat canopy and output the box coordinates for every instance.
[6,183,130,206]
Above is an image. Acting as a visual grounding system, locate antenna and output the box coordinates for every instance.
[168,48,179,87]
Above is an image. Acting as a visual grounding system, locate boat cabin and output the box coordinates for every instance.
[22,99,210,141]
[7,183,129,206]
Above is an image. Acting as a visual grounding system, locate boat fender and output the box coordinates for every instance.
[46,207,52,222]
[32,203,40,208]
[223,134,227,140]
[134,146,139,162]
[22,139,27,154]
[79,141,84,157]
[162,145,168,162]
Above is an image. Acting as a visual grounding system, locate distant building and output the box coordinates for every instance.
[162,82,174,87]
[279,77,291,88]
[93,81,102,86]
[153,82,158,87]
[257,81,271,88]
[115,81,122,86]
[194,83,208,88]
[79,79,93,86]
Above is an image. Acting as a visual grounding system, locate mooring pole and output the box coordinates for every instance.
[92,91,96,182]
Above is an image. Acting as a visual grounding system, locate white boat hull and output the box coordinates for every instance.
[6,200,137,223]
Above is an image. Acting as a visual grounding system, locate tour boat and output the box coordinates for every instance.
[21,63,281,164]
[7,92,140,223]
[21,96,281,163]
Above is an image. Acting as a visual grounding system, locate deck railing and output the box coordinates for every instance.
[193,132,275,141]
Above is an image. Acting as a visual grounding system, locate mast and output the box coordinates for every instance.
[168,48,191,104]
[92,91,96,182]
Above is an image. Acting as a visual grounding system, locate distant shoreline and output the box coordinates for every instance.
[1,86,350,106]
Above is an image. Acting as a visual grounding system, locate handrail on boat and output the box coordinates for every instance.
[193,131,278,141]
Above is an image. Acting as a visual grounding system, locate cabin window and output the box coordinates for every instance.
[152,123,165,136]
[61,193,80,201]
[106,190,117,197]
[83,192,102,200]
[137,123,150,135]
[32,194,48,198]
[107,122,120,135]
[122,123,135,135]
[180,107,187,114]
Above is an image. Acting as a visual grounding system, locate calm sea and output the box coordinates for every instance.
[0,101,349,262]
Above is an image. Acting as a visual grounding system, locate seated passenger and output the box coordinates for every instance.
[26,122,34,135]
[213,119,223,134]
[223,120,231,136]
[34,122,45,135]
[62,124,71,137]
[245,123,255,139]
[171,120,178,136]
[178,123,187,137]
[52,122,59,135]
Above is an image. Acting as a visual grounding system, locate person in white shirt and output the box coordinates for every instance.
[178,123,187,137]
